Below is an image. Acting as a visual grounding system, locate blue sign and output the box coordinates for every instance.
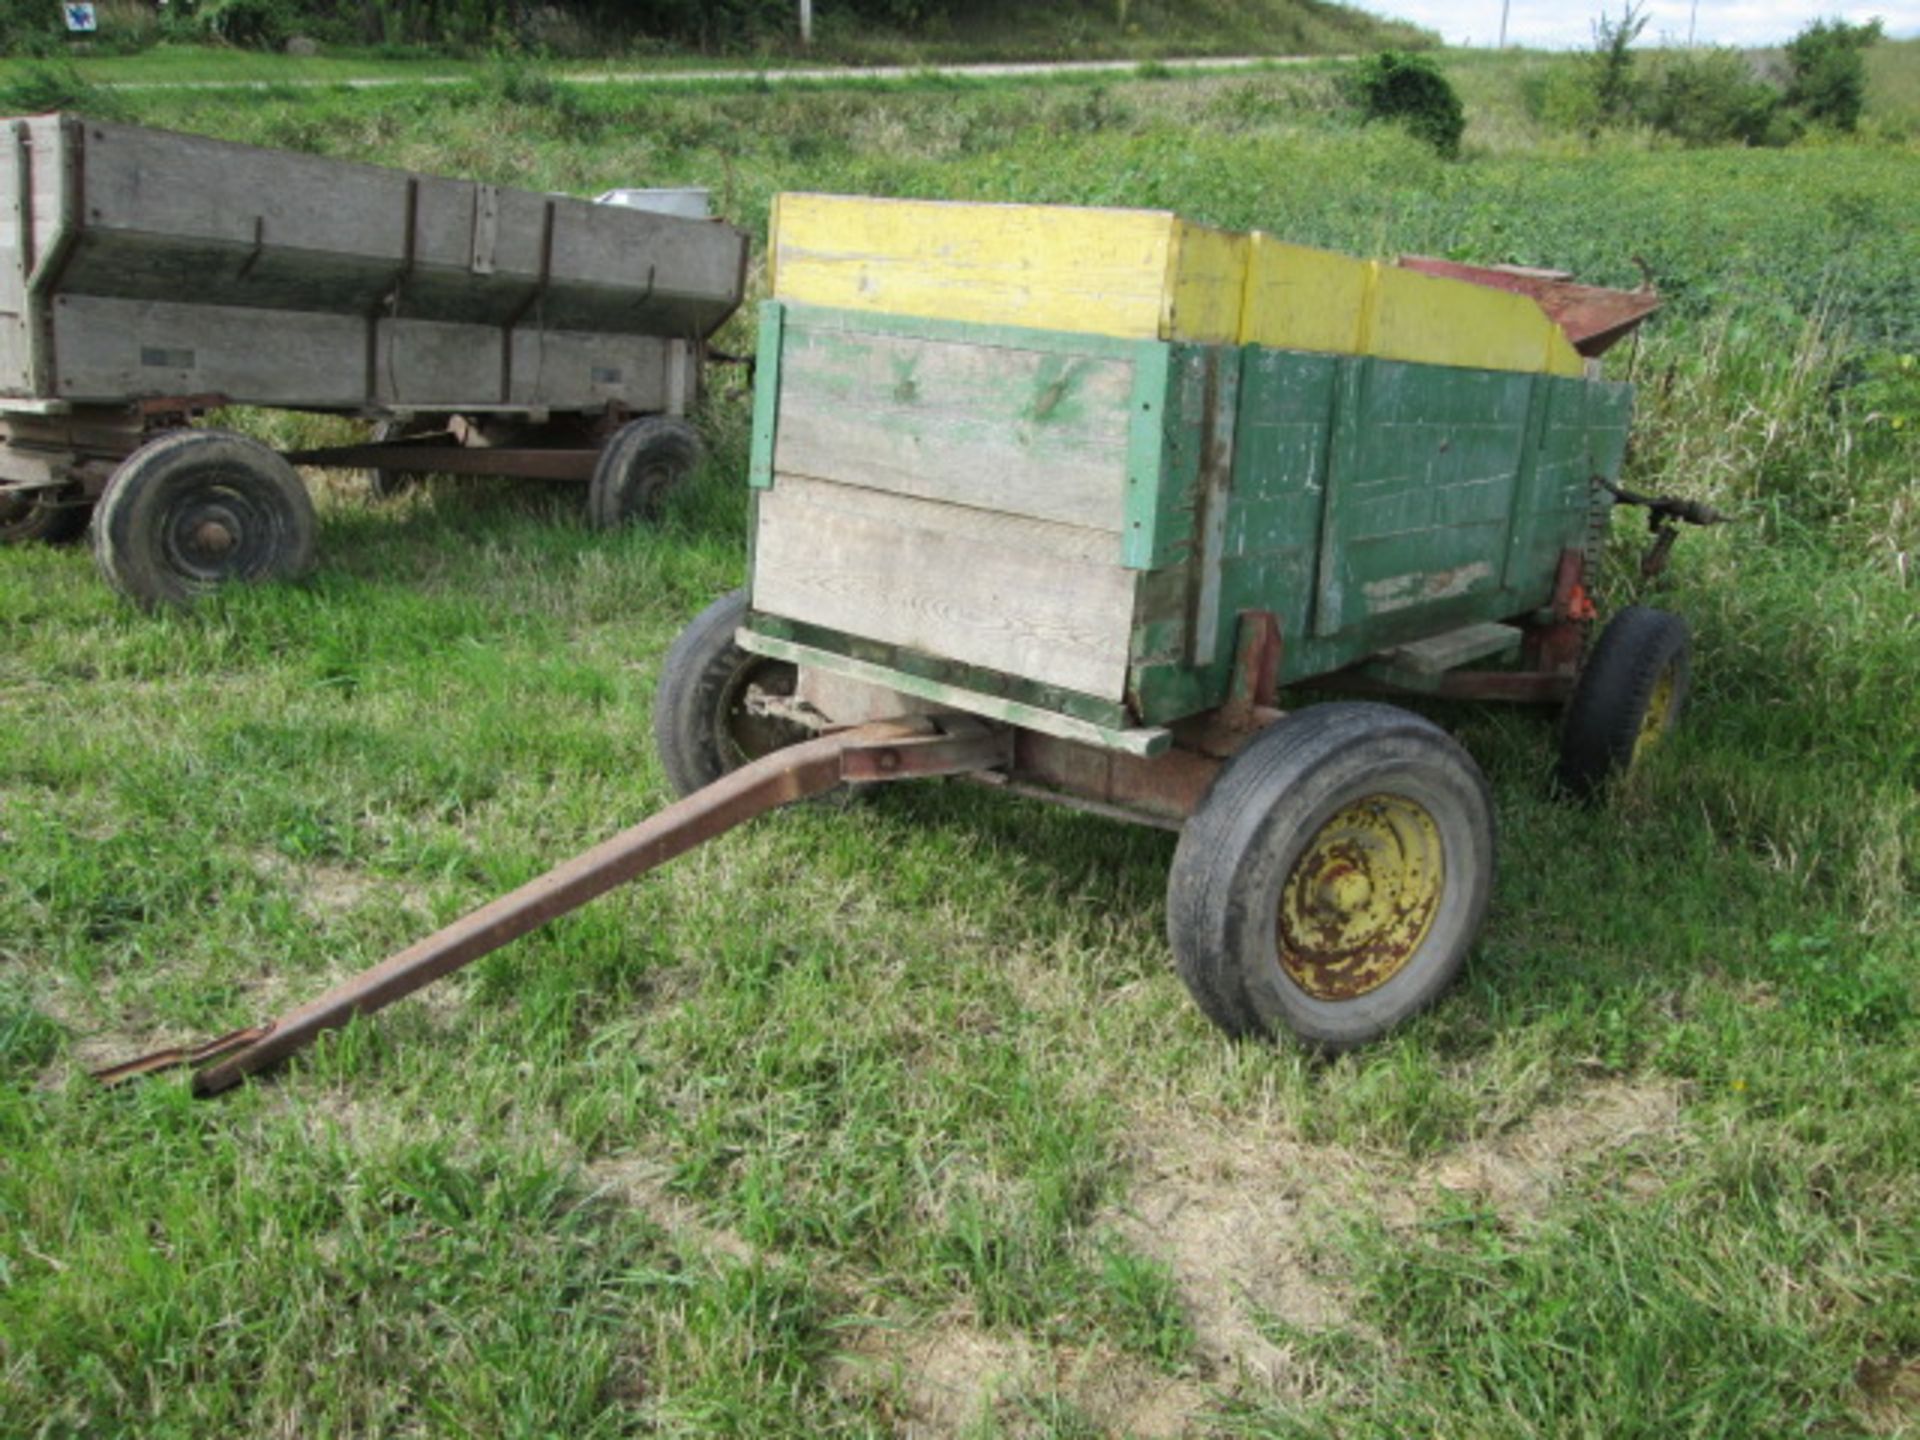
[65,3,98,32]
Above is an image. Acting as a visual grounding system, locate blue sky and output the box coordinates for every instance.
[1363,3,1919,48]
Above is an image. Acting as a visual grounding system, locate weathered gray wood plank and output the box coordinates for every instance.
[752,472,1135,700]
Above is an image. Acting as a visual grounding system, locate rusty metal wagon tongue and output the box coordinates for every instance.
[93,717,1011,1097]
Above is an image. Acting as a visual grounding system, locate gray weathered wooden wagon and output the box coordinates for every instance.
[103,196,1712,1093]
[0,114,746,605]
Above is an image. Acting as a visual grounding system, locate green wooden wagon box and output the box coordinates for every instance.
[651,194,1694,1049]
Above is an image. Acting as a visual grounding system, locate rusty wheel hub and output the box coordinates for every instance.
[1277,794,1444,1001]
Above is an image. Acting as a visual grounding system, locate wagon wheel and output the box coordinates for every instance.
[0,486,91,546]
[587,416,703,530]
[92,429,316,609]
[653,588,817,798]
[1555,606,1691,801]
[363,417,439,500]
[1166,702,1495,1049]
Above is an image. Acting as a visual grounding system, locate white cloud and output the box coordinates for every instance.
[1363,2,1919,49]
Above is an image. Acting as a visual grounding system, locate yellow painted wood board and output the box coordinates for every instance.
[770,192,1245,343]
[1239,236,1585,377]
[773,193,1585,374]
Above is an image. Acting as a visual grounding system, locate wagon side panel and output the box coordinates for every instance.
[1312,357,1538,644]
[748,307,1142,704]
[5,115,747,411]
[52,296,367,407]
[1129,352,1625,727]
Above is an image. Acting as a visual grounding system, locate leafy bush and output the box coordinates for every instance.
[1350,49,1464,158]
[1783,17,1883,132]
[1647,48,1794,147]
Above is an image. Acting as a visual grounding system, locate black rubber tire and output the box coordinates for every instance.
[1166,702,1496,1050]
[653,588,816,798]
[1555,606,1691,801]
[587,416,702,530]
[92,429,316,609]
[0,487,91,545]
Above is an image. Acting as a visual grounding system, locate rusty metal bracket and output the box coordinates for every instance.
[96,717,1010,1097]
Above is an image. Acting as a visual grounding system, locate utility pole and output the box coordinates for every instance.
[1498,0,1510,48]
[1687,0,1698,47]
[799,0,813,47]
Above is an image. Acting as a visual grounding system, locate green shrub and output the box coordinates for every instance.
[1588,3,1651,126]
[1350,50,1464,158]
[1784,17,1883,131]
[1647,47,1794,147]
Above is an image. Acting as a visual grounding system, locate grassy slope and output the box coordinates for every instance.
[0,0,1435,85]
[1,46,1917,1439]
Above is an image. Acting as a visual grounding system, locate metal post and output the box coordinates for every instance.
[1687,0,1698,47]
[799,0,813,46]
[1498,0,1510,48]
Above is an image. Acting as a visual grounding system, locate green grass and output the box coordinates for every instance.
[3,46,1919,1438]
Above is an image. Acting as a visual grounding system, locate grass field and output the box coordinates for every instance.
[2,46,1917,1439]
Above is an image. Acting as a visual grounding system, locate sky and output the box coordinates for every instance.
[1361,2,1920,49]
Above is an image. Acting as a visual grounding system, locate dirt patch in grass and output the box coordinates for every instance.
[30,984,136,1079]
[1418,1078,1684,1216]
[835,1318,1207,1438]
[1109,1078,1685,1394]
[1108,1120,1371,1391]
[248,849,430,921]
[586,1151,758,1264]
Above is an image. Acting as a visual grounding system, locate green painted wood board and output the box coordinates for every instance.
[746,301,784,489]
[1127,352,1633,726]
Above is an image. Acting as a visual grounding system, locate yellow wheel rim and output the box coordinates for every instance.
[1277,794,1444,1001]
[1631,663,1679,767]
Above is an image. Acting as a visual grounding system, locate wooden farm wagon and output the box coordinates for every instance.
[103,194,1705,1093]
[0,114,747,605]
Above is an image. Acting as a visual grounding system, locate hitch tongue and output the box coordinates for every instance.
[1596,477,1730,579]
[95,717,1009,1096]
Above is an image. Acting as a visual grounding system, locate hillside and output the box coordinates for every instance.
[793,0,1437,63]
[0,0,1434,66]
